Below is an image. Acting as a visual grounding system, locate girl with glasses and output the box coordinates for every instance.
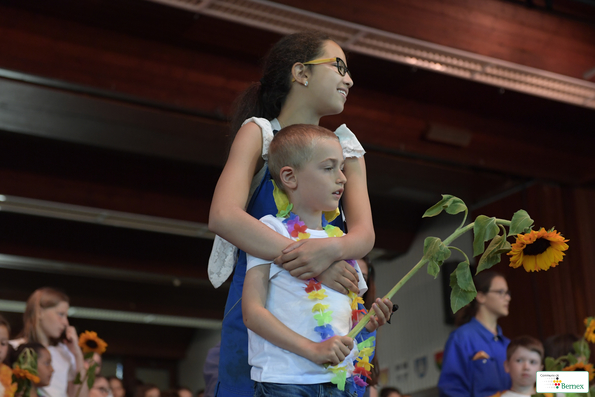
[208,32,377,397]
[438,271,512,397]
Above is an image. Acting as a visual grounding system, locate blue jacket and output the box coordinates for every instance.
[438,318,511,397]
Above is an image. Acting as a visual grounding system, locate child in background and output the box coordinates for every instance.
[490,336,544,397]
[242,124,392,396]
[12,343,55,397]
[438,271,512,397]
[11,288,87,397]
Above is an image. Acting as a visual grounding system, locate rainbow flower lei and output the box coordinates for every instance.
[281,211,375,390]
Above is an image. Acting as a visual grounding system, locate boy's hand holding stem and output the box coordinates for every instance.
[305,335,354,366]
[315,297,392,368]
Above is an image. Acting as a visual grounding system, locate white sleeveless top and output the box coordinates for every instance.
[207,118,366,288]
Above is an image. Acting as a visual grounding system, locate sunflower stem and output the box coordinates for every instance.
[347,257,429,338]
[457,209,468,231]
[347,217,512,338]
[448,246,470,265]
[74,370,88,397]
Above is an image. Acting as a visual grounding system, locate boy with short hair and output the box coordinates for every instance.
[491,336,544,397]
[242,124,392,396]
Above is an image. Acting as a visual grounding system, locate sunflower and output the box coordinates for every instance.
[585,317,595,344]
[507,227,569,272]
[12,366,40,384]
[562,362,595,382]
[78,331,107,354]
[1,364,17,397]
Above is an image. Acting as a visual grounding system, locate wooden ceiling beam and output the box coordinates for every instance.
[272,0,595,79]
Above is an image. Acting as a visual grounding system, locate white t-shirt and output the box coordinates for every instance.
[246,215,368,384]
[42,343,77,397]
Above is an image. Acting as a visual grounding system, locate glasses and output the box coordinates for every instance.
[92,387,110,395]
[487,289,511,297]
[302,57,352,79]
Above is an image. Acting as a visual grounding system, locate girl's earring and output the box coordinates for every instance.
[304,81,308,87]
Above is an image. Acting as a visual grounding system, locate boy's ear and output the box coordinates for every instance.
[280,166,297,190]
[503,360,510,374]
[476,291,487,305]
[291,62,308,86]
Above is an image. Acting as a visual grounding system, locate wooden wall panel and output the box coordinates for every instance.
[0,4,259,114]
[1,1,593,191]
[274,0,595,79]
[336,86,595,185]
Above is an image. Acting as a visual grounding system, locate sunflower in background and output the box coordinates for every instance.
[74,331,108,397]
[585,317,595,344]
[0,364,17,397]
[544,316,595,396]
[508,227,569,272]
[561,362,595,382]
[11,367,39,384]
[11,348,40,397]
[78,331,107,354]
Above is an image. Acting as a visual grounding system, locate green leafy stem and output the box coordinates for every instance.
[73,352,97,397]
[348,195,533,339]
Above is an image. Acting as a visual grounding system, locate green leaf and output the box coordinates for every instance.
[427,260,440,278]
[87,367,97,389]
[573,340,591,361]
[455,262,476,293]
[544,356,556,371]
[423,195,467,218]
[74,372,82,385]
[473,216,499,256]
[449,269,477,314]
[476,233,512,274]
[509,210,534,236]
[423,237,451,278]
[84,352,94,360]
[566,353,578,366]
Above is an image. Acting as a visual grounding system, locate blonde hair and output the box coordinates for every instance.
[268,124,338,191]
[23,287,69,346]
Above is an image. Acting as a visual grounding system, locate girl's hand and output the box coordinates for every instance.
[364,298,393,332]
[63,326,82,356]
[275,238,340,280]
[307,335,353,366]
[317,261,359,295]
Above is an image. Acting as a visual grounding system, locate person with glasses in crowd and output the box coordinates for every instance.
[438,271,512,397]
[90,377,111,397]
[208,31,376,397]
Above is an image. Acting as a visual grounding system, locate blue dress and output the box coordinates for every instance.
[215,120,374,397]
[437,318,511,397]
